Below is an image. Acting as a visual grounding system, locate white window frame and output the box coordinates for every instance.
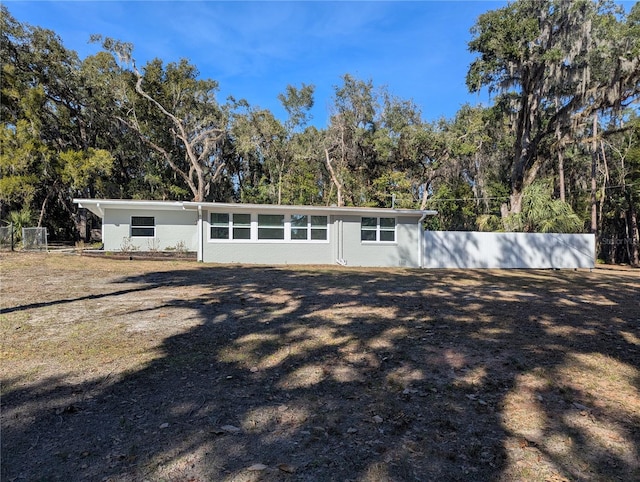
[361,217,396,243]
[210,212,230,240]
[231,213,251,240]
[258,214,285,240]
[210,213,252,241]
[290,214,329,242]
[131,216,155,237]
[207,212,330,243]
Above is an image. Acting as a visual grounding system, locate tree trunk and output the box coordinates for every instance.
[277,177,282,205]
[507,77,538,217]
[508,191,524,216]
[420,183,430,211]
[598,140,609,242]
[555,97,565,203]
[195,172,205,202]
[626,189,640,267]
[37,193,50,228]
[505,154,542,222]
[474,151,489,212]
[76,208,88,242]
[558,150,566,203]
[324,148,344,207]
[590,114,598,235]
[132,71,224,203]
[277,161,284,205]
[419,172,436,211]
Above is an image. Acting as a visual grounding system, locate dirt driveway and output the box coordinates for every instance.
[1,252,639,481]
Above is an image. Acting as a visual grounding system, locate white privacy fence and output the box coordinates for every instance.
[424,231,595,269]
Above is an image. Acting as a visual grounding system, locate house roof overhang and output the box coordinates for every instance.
[182,201,436,218]
[73,199,187,218]
[73,199,437,219]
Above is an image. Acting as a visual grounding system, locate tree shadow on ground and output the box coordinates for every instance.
[2,263,639,481]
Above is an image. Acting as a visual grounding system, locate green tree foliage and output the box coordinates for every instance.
[323,74,377,206]
[424,181,477,231]
[510,181,584,233]
[323,75,429,208]
[231,106,287,204]
[467,0,640,217]
[230,84,317,205]
[0,120,43,208]
[78,51,156,200]
[93,36,230,202]
[478,181,584,233]
[599,116,640,264]
[282,126,327,206]
[7,208,33,242]
[1,6,114,238]
[1,3,637,254]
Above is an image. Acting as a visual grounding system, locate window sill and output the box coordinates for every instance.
[208,239,330,244]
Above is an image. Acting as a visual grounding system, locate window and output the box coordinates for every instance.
[361,217,378,241]
[258,214,284,240]
[291,214,308,240]
[210,213,229,239]
[211,213,252,240]
[209,212,328,242]
[379,217,396,241]
[232,213,251,240]
[311,216,328,240]
[290,215,328,241]
[361,217,395,242]
[131,216,155,237]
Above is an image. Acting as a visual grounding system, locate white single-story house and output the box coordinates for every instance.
[73,199,437,268]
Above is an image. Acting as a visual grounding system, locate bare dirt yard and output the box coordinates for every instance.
[1,252,639,482]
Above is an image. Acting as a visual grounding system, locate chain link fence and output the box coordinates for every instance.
[0,225,13,250]
[22,227,48,251]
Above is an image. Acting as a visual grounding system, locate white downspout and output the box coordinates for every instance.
[336,218,347,266]
[197,205,203,262]
[339,219,343,260]
[417,212,427,268]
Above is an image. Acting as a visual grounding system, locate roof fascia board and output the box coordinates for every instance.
[183,201,435,217]
[73,199,186,214]
[73,199,437,218]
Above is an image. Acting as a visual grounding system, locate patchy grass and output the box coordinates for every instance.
[1,252,639,481]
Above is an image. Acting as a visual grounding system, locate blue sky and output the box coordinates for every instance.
[5,1,511,126]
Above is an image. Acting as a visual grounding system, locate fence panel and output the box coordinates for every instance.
[0,225,12,250]
[22,227,48,251]
[424,231,595,269]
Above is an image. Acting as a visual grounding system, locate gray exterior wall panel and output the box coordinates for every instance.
[202,242,333,264]
[102,208,198,252]
[341,216,420,267]
[79,199,428,267]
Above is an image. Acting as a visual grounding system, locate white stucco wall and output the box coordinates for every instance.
[202,242,333,265]
[87,197,596,270]
[201,209,333,264]
[424,231,595,269]
[201,211,422,267]
[92,200,425,267]
[340,216,421,267]
[102,207,198,252]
